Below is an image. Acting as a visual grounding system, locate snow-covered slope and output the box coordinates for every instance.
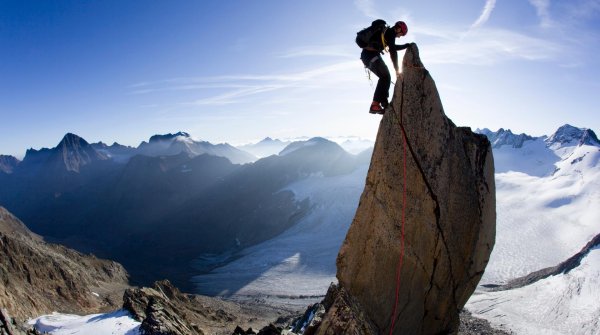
[467,244,600,335]
[29,310,141,335]
[192,164,368,304]
[481,127,600,285]
[466,125,600,334]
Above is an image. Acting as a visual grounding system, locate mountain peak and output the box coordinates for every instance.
[546,124,599,147]
[51,133,107,172]
[279,137,341,156]
[257,137,283,145]
[476,128,534,148]
[58,133,88,148]
[148,132,190,143]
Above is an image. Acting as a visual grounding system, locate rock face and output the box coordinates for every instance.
[123,280,211,335]
[317,44,496,334]
[0,207,130,320]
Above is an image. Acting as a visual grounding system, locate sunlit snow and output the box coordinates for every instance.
[467,247,600,335]
[29,310,141,335]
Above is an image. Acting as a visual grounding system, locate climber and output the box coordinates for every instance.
[356,20,410,114]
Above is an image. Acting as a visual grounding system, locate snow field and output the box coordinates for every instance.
[467,247,600,335]
[29,310,141,335]
[192,164,368,299]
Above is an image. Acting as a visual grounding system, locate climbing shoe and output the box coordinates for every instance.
[369,102,384,114]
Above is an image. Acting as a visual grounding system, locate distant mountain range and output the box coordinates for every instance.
[477,124,599,149]
[466,124,600,334]
[236,136,375,158]
[0,132,369,291]
[237,137,292,158]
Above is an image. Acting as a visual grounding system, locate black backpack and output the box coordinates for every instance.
[356,19,388,49]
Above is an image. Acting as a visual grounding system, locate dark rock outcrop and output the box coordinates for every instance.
[124,280,245,335]
[124,280,298,335]
[458,310,512,335]
[231,323,283,335]
[124,280,209,335]
[0,308,41,335]
[312,44,496,334]
[299,284,378,335]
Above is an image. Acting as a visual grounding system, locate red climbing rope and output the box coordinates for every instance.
[388,76,408,335]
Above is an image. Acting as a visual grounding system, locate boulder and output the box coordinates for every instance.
[318,43,496,334]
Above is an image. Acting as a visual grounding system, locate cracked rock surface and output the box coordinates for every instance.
[317,44,496,335]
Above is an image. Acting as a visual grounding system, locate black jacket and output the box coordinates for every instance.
[362,27,409,73]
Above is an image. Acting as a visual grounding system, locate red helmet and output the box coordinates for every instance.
[395,21,408,36]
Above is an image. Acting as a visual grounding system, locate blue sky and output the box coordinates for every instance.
[1,0,599,158]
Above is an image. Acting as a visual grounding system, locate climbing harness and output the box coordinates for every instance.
[364,55,381,87]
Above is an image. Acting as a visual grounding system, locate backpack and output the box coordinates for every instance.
[356,19,388,50]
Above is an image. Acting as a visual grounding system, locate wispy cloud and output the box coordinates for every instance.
[354,0,381,19]
[417,25,562,65]
[131,60,360,108]
[184,86,285,106]
[130,84,264,95]
[471,0,497,29]
[277,45,354,59]
[564,0,600,21]
[529,0,553,27]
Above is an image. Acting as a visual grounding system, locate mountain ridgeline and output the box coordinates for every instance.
[477,124,600,149]
[0,133,369,291]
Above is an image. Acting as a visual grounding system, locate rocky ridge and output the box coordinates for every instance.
[476,128,534,148]
[123,280,295,335]
[0,206,130,321]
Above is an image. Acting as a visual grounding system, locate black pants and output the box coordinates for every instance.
[361,53,390,105]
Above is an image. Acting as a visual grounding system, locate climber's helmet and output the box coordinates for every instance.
[394,21,408,37]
